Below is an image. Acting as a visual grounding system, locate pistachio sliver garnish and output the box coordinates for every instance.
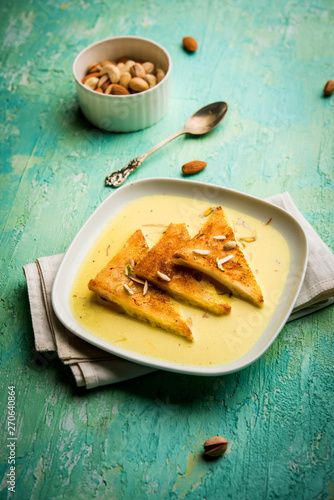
[125,263,134,276]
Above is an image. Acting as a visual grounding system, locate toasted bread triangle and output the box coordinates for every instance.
[172,207,264,308]
[135,223,231,314]
[88,229,194,341]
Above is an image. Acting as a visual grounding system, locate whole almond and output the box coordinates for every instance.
[323,79,334,97]
[117,56,129,64]
[183,36,198,53]
[182,161,207,175]
[95,88,103,93]
[110,84,130,95]
[130,63,146,79]
[119,71,132,89]
[142,61,155,74]
[129,77,149,92]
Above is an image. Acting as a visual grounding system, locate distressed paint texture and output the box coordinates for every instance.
[0,0,333,499]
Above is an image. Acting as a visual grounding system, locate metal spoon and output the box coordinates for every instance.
[105,101,228,187]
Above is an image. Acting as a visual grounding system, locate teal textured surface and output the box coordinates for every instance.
[0,0,333,498]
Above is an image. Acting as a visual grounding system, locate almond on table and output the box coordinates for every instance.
[182,36,198,53]
[182,161,207,175]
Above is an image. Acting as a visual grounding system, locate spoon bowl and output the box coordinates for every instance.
[106,101,228,187]
[185,102,228,135]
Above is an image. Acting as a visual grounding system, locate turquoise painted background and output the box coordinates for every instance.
[0,0,333,498]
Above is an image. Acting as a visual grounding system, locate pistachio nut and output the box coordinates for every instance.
[104,84,113,95]
[156,68,166,83]
[203,436,228,457]
[87,62,102,74]
[142,61,155,74]
[129,77,149,92]
[144,74,157,88]
[130,63,146,79]
[123,60,136,72]
[98,74,111,91]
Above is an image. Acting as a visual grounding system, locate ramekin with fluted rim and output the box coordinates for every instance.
[72,36,172,133]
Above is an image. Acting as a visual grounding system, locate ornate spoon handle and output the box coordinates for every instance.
[105,129,186,187]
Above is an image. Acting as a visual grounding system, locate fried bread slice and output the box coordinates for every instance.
[135,223,231,314]
[88,229,194,341]
[172,207,264,308]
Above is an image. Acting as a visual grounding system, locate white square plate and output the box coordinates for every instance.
[52,178,308,376]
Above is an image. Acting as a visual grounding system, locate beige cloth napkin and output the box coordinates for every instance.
[23,192,334,389]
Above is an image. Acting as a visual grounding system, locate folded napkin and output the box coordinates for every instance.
[23,192,334,389]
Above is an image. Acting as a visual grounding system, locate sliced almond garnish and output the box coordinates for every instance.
[213,235,226,240]
[239,236,256,242]
[216,258,225,272]
[123,283,133,295]
[192,249,210,255]
[129,258,135,267]
[143,280,148,296]
[217,254,234,266]
[200,207,213,218]
[157,271,171,281]
[129,276,145,285]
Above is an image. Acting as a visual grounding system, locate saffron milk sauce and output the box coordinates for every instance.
[70,195,290,367]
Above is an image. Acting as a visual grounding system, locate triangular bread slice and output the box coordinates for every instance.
[134,223,231,315]
[172,207,264,308]
[88,229,194,341]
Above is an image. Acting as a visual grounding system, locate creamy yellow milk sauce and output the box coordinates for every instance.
[70,195,290,366]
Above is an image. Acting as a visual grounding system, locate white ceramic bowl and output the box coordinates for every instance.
[72,36,172,132]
